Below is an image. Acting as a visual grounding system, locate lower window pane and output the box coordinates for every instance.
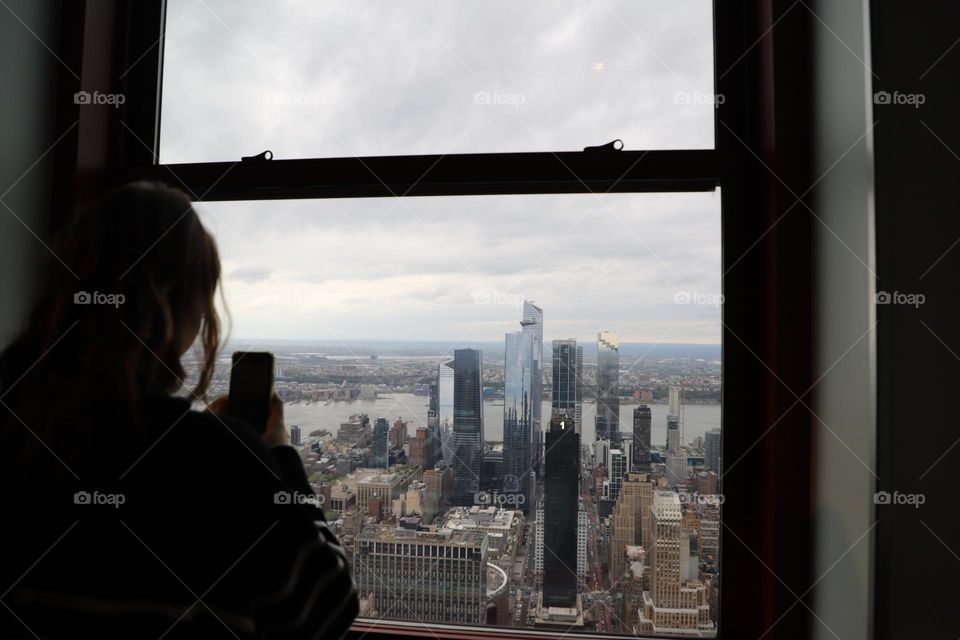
[193,191,722,636]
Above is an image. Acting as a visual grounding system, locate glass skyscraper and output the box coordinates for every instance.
[704,427,722,473]
[551,338,583,434]
[521,302,543,480]
[437,360,455,464]
[451,349,484,506]
[503,330,533,511]
[596,331,621,444]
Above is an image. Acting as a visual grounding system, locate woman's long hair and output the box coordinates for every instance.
[0,182,223,471]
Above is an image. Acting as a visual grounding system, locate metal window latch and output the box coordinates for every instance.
[241,150,273,162]
[583,139,624,153]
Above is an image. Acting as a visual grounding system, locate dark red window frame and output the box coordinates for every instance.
[45,2,819,638]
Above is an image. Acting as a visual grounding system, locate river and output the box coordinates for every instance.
[284,393,720,448]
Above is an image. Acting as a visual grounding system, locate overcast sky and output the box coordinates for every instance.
[160,0,720,344]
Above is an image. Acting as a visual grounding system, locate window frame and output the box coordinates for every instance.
[54,1,819,638]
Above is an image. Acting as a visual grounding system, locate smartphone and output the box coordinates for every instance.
[228,351,275,433]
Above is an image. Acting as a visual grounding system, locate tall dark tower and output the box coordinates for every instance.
[551,339,583,434]
[632,405,652,470]
[543,414,580,608]
[452,349,484,506]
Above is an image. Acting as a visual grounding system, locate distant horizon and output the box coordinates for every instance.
[217,337,722,362]
[224,337,722,347]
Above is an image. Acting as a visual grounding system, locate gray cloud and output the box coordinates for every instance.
[164,1,721,344]
[228,264,273,284]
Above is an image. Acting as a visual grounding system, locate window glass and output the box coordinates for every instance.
[160,0,716,162]
[188,191,723,636]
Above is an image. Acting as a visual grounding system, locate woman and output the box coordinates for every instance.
[0,182,358,639]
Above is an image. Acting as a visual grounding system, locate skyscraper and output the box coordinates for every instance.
[522,302,544,480]
[452,349,484,506]
[632,405,652,470]
[503,329,534,511]
[638,491,715,636]
[372,417,389,468]
[409,426,438,470]
[608,472,653,584]
[290,424,302,446]
[437,361,455,462]
[667,414,681,453]
[389,417,407,450]
[355,529,489,625]
[666,450,689,487]
[552,339,583,434]
[607,447,629,502]
[669,385,682,417]
[428,381,439,417]
[704,428,722,474]
[543,414,580,608]
[596,331,620,444]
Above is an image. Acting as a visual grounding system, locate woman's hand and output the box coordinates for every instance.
[261,393,289,448]
[207,392,290,448]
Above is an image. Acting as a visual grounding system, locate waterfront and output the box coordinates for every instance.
[284,394,721,447]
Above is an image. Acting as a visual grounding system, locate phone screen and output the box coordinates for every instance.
[228,351,275,433]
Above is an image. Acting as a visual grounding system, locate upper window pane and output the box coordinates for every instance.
[159,0,716,163]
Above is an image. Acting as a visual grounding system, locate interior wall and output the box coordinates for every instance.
[871,0,960,637]
[809,1,876,639]
[0,0,61,346]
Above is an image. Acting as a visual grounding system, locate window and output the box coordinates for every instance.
[118,0,756,636]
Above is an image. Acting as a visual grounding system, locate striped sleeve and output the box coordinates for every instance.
[250,520,359,640]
